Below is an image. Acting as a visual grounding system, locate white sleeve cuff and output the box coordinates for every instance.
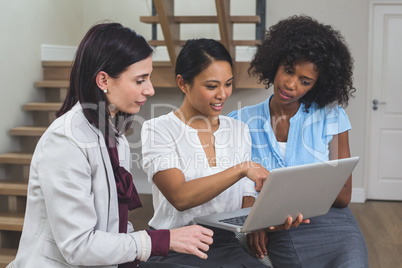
[137,231,152,261]
[242,177,258,198]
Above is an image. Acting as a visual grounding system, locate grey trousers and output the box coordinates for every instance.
[267,206,369,268]
[147,226,268,268]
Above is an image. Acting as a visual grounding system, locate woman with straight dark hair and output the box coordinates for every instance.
[141,38,305,267]
[12,22,213,268]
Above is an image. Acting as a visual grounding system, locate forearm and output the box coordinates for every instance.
[59,230,146,265]
[154,163,247,211]
[333,176,352,207]
[242,196,255,208]
[329,131,352,208]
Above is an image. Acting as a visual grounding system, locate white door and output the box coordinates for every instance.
[367,2,402,200]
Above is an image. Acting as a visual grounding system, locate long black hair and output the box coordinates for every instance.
[57,22,153,139]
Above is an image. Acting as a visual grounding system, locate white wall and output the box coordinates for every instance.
[0,0,83,180]
[0,0,83,153]
[82,0,154,40]
[1,0,372,200]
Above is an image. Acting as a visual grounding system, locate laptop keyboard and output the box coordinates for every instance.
[219,215,248,226]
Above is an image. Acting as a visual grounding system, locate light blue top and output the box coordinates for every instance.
[228,95,351,170]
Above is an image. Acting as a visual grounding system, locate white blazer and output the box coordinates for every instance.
[13,103,151,268]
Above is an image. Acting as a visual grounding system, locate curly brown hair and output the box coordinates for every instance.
[249,15,355,110]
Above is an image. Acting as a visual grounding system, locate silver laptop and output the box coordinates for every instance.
[194,157,359,233]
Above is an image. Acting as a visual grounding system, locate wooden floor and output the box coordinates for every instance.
[130,195,402,267]
[350,200,402,268]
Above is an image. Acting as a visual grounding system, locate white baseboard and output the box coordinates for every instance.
[351,187,366,203]
[235,46,257,62]
[41,44,76,61]
[152,46,170,62]
[152,46,256,62]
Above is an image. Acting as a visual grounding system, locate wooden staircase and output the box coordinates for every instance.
[140,0,263,88]
[0,60,70,267]
[0,1,263,266]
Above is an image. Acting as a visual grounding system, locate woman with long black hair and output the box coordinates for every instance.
[12,22,212,268]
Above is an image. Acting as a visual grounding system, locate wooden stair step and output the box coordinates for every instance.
[9,126,47,137]
[0,248,18,267]
[42,61,72,80]
[35,80,69,88]
[232,40,261,46]
[23,102,61,112]
[0,153,32,165]
[153,61,172,67]
[149,61,262,88]
[42,61,72,67]
[36,61,262,88]
[140,15,260,24]
[0,181,28,196]
[148,39,260,47]
[0,213,24,231]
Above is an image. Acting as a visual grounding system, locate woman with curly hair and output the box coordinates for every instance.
[229,15,369,267]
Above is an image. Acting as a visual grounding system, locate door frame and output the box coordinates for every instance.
[364,0,402,200]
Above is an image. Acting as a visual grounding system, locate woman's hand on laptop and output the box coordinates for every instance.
[266,214,310,232]
[247,215,310,258]
[240,161,270,192]
[247,229,268,258]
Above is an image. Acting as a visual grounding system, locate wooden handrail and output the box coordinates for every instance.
[146,0,262,61]
[215,0,234,57]
[153,0,180,67]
